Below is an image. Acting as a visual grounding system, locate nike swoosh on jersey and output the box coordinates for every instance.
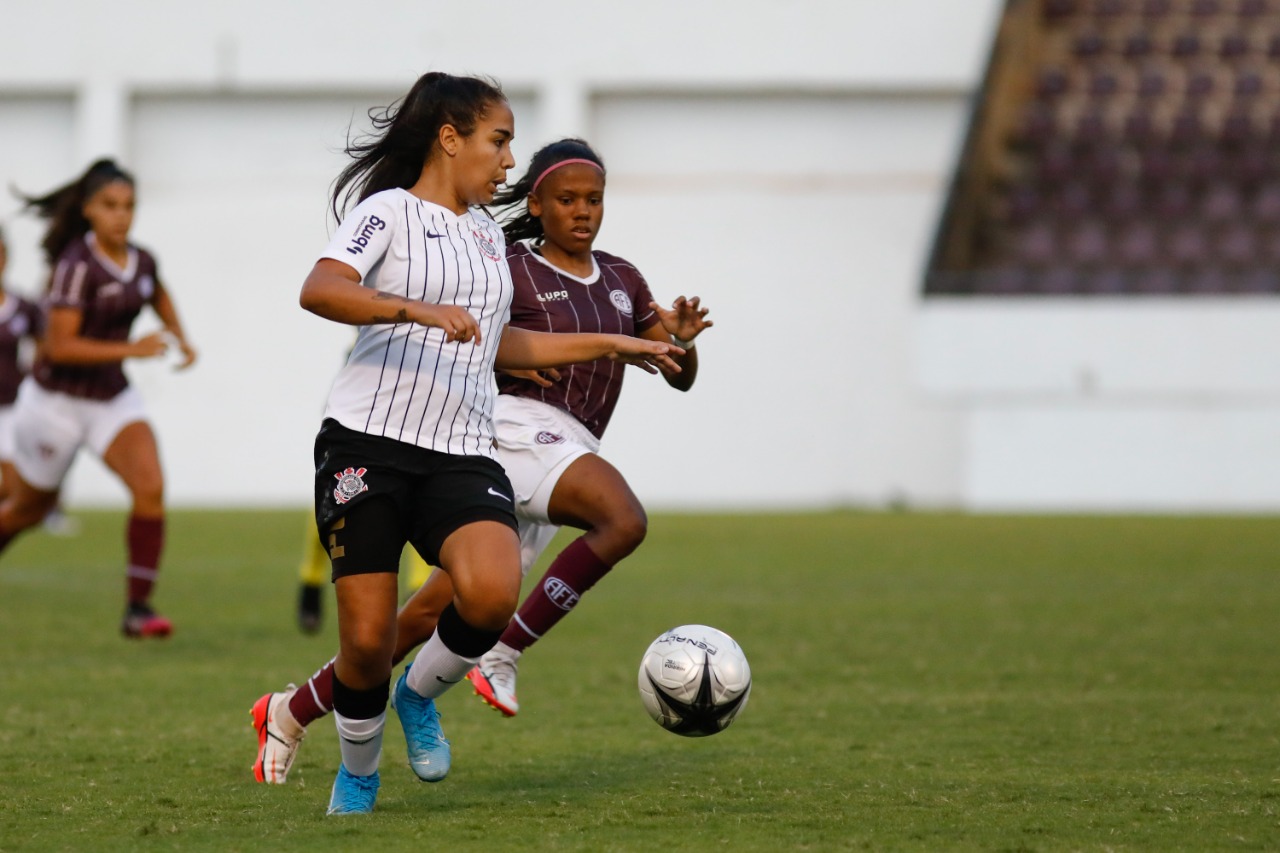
[426,232,446,238]
[487,487,512,502]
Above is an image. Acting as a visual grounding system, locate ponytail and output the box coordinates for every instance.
[331,72,506,221]
[18,158,134,265]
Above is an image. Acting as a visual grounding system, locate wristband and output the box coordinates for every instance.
[674,337,696,351]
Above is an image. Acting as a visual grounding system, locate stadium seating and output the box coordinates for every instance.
[926,0,1280,294]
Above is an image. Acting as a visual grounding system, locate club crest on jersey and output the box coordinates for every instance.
[609,290,633,314]
[472,228,501,261]
[333,467,369,504]
[535,431,564,445]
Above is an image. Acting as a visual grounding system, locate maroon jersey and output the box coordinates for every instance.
[35,234,158,401]
[0,291,42,406]
[500,242,661,439]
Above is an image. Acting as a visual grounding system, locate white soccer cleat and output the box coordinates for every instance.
[251,687,304,784]
[466,649,520,717]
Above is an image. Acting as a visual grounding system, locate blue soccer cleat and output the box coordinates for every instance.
[391,669,451,782]
[326,764,379,815]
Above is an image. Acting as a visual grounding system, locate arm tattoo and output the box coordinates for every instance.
[370,291,412,324]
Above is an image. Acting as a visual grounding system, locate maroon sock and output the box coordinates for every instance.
[289,658,336,727]
[126,515,164,606]
[501,536,612,653]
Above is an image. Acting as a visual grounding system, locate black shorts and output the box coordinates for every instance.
[313,418,518,579]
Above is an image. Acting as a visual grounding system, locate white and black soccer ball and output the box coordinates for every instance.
[637,624,751,737]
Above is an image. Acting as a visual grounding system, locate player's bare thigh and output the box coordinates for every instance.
[101,421,164,515]
[546,453,647,564]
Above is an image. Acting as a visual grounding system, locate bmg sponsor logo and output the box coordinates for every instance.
[346,215,388,255]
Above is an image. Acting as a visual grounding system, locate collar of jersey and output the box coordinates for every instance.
[398,188,480,222]
[85,232,138,281]
[524,240,600,285]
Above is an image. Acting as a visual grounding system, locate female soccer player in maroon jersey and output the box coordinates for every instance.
[251,137,710,786]
[0,159,197,637]
[0,228,44,502]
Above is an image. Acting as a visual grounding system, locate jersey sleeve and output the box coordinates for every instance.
[320,192,400,281]
[46,256,92,310]
[629,266,661,335]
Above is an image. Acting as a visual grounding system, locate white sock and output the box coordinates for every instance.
[405,631,482,700]
[334,711,385,777]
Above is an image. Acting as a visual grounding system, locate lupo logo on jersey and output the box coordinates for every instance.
[346,216,388,255]
[472,228,501,261]
[333,466,369,504]
[609,290,633,314]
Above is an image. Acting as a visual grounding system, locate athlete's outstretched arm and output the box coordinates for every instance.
[495,326,683,375]
[300,258,478,342]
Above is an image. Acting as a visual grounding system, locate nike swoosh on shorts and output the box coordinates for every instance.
[487,487,512,502]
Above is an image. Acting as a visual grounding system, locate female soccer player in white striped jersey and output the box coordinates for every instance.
[251,137,710,789]
[0,160,197,638]
[294,73,682,815]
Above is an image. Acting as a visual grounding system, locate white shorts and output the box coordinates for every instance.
[12,379,149,491]
[0,405,14,462]
[493,395,600,575]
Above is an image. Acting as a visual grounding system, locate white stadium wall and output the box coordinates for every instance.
[5,0,1274,512]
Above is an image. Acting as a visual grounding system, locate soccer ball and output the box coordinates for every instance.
[637,624,751,737]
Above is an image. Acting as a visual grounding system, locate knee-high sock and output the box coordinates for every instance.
[405,604,503,700]
[126,515,164,606]
[502,536,611,652]
[332,674,388,777]
[289,657,336,727]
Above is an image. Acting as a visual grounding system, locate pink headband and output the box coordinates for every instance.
[530,158,604,193]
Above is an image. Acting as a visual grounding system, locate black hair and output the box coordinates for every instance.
[493,138,606,245]
[18,158,134,265]
[330,72,507,222]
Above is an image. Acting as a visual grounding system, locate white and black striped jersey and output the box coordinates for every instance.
[319,188,513,459]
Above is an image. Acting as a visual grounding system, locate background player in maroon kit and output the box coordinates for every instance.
[0,159,197,637]
[251,137,710,782]
[0,227,44,502]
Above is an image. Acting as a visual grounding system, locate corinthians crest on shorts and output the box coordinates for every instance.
[333,466,369,504]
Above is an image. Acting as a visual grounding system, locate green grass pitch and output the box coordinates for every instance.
[1,509,1278,851]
